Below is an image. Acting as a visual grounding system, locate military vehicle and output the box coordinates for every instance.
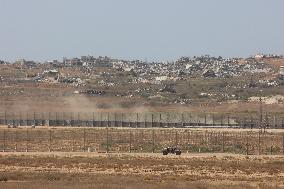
[162,147,181,155]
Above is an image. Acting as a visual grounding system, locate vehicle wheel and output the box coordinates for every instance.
[175,151,181,155]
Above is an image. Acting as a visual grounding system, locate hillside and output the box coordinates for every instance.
[0,55,284,114]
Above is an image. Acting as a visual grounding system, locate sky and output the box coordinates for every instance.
[0,0,284,62]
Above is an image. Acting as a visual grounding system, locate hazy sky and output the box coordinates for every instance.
[1,0,284,62]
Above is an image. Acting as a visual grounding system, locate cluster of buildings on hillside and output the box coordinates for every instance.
[1,54,281,75]
[0,54,283,87]
[0,54,284,105]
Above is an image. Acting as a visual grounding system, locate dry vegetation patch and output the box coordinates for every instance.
[0,153,283,188]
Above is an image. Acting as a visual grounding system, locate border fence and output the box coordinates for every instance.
[0,128,284,155]
[0,112,284,129]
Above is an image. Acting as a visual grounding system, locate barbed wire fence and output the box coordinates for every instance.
[0,127,284,155]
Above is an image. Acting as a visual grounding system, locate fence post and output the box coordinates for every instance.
[106,122,109,153]
[144,113,147,128]
[83,128,86,152]
[197,114,200,126]
[114,113,116,127]
[265,113,269,131]
[62,112,65,126]
[227,114,230,127]
[121,113,124,128]
[270,133,273,155]
[129,130,132,153]
[33,112,36,126]
[187,130,190,153]
[152,129,155,153]
[186,129,189,145]
[78,112,81,127]
[19,112,22,126]
[264,116,270,132]
[48,112,51,127]
[151,114,154,128]
[26,112,29,126]
[282,133,284,155]
[72,131,75,152]
[92,112,95,127]
[100,113,103,127]
[181,113,184,128]
[175,130,178,147]
[49,130,52,152]
[136,113,139,128]
[4,111,7,125]
[204,113,206,126]
[212,114,215,126]
[160,113,162,128]
[273,115,276,129]
[107,112,110,127]
[246,132,249,155]
[56,112,58,127]
[222,132,225,153]
[41,112,44,126]
[12,112,15,127]
[258,131,261,155]
[15,129,18,152]
[26,127,29,152]
[3,129,6,152]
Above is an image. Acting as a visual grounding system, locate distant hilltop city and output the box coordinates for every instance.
[0,53,284,112]
[1,53,283,79]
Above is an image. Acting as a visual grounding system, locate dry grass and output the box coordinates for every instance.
[0,153,284,188]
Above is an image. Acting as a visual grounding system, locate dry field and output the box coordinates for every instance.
[0,128,283,188]
[0,152,284,189]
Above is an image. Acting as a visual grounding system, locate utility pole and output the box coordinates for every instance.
[259,92,263,133]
